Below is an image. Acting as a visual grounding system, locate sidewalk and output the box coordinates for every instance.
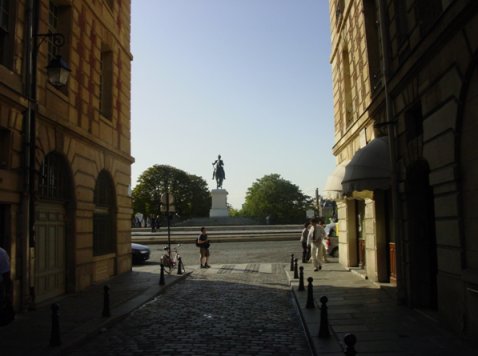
[286,261,476,356]
[1,265,190,356]
[2,261,476,356]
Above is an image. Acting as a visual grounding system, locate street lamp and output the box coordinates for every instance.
[35,32,71,87]
[46,54,71,87]
[160,190,175,258]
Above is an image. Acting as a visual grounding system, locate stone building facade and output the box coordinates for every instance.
[327,0,478,339]
[0,0,133,309]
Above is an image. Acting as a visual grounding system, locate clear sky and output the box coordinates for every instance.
[130,0,336,209]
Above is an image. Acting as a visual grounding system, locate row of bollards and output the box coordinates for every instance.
[159,263,165,285]
[49,255,188,348]
[159,258,185,286]
[49,303,61,346]
[344,333,357,355]
[293,258,299,279]
[177,257,184,275]
[292,255,357,355]
[49,282,113,347]
[102,285,111,317]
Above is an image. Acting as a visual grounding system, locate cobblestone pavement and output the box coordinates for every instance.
[66,263,312,356]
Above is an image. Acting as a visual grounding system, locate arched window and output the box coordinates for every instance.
[93,170,116,256]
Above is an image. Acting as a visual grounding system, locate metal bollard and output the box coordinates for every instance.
[305,277,315,309]
[102,285,111,317]
[344,333,357,355]
[49,303,61,347]
[290,254,295,271]
[318,296,330,338]
[177,257,183,275]
[298,266,305,291]
[159,263,165,285]
[294,258,299,279]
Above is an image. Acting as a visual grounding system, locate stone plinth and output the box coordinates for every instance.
[210,189,229,217]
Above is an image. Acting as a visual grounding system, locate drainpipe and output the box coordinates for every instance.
[22,0,38,310]
[377,0,407,304]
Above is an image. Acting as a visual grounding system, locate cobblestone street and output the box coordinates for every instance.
[66,263,311,356]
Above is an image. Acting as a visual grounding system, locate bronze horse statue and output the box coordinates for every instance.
[212,155,225,189]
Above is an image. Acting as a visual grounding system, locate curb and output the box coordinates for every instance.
[53,271,192,355]
[286,265,345,356]
[290,287,318,356]
[132,235,298,245]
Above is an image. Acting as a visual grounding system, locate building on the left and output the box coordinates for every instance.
[0,0,133,310]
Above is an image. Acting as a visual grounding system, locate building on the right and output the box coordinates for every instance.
[326,0,478,338]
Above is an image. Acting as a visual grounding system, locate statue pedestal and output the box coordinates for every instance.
[210,189,229,217]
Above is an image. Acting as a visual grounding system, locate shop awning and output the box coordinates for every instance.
[323,161,349,200]
[342,136,391,195]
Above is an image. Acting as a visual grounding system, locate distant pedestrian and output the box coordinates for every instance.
[151,216,160,232]
[307,218,326,271]
[197,227,211,268]
[300,221,311,263]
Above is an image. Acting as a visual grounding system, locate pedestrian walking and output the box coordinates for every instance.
[300,221,311,263]
[307,218,326,271]
[197,227,211,268]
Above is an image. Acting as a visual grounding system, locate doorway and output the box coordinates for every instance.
[356,200,366,269]
[406,160,437,308]
[35,203,66,303]
[35,152,73,303]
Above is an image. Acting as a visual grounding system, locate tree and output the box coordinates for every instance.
[241,174,312,224]
[132,165,210,221]
[188,174,211,217]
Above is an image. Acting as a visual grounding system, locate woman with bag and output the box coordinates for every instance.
[197,227,211,268]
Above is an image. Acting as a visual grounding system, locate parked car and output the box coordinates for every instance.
[324,223,338,257]
[131,243,151,264]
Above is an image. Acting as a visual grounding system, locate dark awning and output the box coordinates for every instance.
[323,161,349,200]
[342,136,391,195]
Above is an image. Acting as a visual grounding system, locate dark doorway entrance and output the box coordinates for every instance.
[406,160,437,309]
[356,200,366,269]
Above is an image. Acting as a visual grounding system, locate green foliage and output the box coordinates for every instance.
[241,174,312,224]
[228,205,241,217]
[132,165,210,220]
[188,174,211,217]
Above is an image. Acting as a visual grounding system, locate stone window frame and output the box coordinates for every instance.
[99,45,114,120]
[93,170,116,256]
[0,0,15,69]
[0,127,10,169]
[48,0,72,94]
[38,152,69,201]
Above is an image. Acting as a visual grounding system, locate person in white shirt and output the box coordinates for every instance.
[307,218,327,271]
